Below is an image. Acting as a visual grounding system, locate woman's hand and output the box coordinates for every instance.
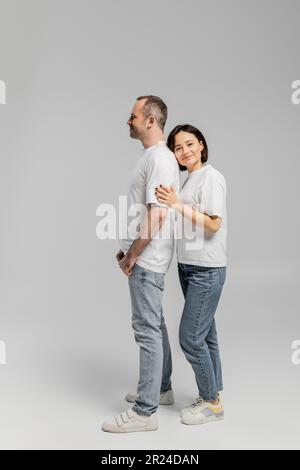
[155,185,181,208]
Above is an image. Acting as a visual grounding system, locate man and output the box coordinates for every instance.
[102,95,180,433]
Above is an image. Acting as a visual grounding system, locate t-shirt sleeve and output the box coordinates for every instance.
[195,172,226,218]
[145,156,178,208]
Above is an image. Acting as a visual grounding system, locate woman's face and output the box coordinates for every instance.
[174,131,204,170]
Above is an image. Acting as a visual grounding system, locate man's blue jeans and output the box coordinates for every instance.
[128,264,172,416]
[178,263,226,402]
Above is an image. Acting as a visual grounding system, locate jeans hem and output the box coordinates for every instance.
[132,406,153,417]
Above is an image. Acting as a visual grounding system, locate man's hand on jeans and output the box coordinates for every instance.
[119,254,136,277]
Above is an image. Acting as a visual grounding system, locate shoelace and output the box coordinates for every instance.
[192,396,207,411]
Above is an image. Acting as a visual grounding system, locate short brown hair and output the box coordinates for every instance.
[136,95,168,130]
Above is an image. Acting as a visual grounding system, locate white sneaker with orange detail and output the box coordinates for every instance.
[181,396,224,425]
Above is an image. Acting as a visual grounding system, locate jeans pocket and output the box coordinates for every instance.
[218,267,226,286]
[155,272,165,290]
[129,264,145,283]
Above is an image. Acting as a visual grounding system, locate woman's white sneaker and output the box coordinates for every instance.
[102,408,158,433]
[180,395,223,417]
[125,389,175,405]
[180,397,224,425]
[180,396,205,418]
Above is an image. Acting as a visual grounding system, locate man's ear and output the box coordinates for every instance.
[147,115,155,127]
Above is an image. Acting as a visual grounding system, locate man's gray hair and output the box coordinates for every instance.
[136,95,168,130]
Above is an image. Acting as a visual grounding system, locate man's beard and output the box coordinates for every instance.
[130,126,140,139]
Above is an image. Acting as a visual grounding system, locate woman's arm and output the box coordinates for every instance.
[173,202,221,234]
[155,185,222,235]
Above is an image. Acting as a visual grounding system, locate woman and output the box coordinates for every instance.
[155,124,227,426]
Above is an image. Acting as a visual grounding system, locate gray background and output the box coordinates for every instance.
[0,0,299,450]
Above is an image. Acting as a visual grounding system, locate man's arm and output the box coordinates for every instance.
[119,204,168,276]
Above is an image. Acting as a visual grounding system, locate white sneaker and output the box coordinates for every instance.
[102,408,158,433]
[125,389,175,406]
[180,394,222,417]
[181,397,224,426]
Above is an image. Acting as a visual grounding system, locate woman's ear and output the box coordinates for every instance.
[199,140,205,152]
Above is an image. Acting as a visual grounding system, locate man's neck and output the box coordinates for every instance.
[141,132,165,149]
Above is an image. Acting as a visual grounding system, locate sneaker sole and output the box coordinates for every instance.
[102,424,158,433]
[181,414,224,426]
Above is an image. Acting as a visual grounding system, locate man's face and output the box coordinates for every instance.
[127,100,147,140]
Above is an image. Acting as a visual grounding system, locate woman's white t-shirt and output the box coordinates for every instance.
[176,164,227,267]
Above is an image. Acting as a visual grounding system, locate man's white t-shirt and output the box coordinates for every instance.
[176,164,227,267]
[119,141,180,273]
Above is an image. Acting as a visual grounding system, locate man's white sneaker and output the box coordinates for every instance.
[125,389,175,405]
[102,408,158,433]
[180,397,224,425]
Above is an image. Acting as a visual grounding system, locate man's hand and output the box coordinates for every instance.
[116,250,125,263]
[119,254,136,277]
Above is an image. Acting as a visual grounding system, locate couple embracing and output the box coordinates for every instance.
[102,95,227,433]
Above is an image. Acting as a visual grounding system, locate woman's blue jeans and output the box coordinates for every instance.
[178,263,226,402]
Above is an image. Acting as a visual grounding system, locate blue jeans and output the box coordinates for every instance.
[178,263,226,402]
[128,264,172,416]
